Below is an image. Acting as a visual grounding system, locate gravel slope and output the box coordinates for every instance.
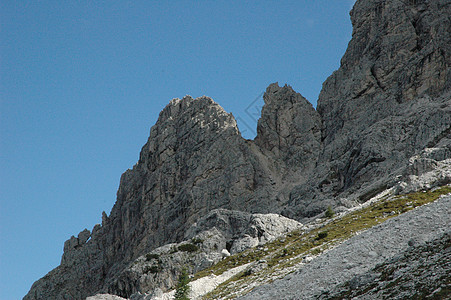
[240,195,451,299]
[320,231,450,299]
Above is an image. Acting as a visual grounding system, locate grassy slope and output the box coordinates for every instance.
[195,185,451,299]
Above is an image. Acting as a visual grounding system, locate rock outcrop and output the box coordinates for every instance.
[185,209,302,255]
[25,92,316,299]
[105,210,301,298]
[255,83,321,174]
[24,0,451,299]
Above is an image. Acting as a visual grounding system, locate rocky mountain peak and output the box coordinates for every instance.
[255,83,321,171]
[310,0,451,200]
[136,95,240,173]
[318,0,450,142]
[155,95,239,133]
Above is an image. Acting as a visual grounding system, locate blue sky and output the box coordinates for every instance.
[0,1,354,299]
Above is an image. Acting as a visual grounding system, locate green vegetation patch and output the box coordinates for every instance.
[178,243,199,253]
[193,244,271,280]
[146,253,160,261]
[198,185,450,299]
[143,265,161,274]
[175,268,191,300]
[325,206,335,218]
[191,238,204,245]
[316,231,328,240]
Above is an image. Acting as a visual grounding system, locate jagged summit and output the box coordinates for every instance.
[154,95,239,133]
[255,83,321,172]
[24,0,450,299]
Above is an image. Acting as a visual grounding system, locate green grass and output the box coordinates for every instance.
[197,185,451,299]
[178,243,199,253]
[146,253,160,261]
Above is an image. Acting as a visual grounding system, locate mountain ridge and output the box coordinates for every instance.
[24,0,450,299]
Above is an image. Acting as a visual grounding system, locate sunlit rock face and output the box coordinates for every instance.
[24,91,322,299]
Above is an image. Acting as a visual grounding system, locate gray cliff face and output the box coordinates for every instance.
[107,210,301,297]
[285,0,451,219]
[318,0,450,158]
[255,83,322,174]
[24,0,451,299]
[319,0,450,138]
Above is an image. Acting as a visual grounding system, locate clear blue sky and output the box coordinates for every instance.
[0,1,354,299]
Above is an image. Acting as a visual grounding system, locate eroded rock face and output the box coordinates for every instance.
[185,209,302,255]
[255,83,322,174]
[86,295,126,300]
[285,0,451,218]
[106,210,301,298]
[318,0,450,155]
[319,0,450,141]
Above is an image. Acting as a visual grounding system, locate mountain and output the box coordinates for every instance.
[24,0,450,299]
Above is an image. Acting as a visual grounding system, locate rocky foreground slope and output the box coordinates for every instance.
[320,231,450,299]
[240,194,451,299]
[25,0,450,299]
[85,187,451,300]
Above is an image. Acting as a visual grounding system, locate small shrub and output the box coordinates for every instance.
[191,238,204,245]
[174,268,190,300]
[316,231,328,240]
[146,253,160,261]
[325,206,335,218]
[143,265,160,274]
[311,247,322,255]
[178,243,199,253]
[239,269,252,278]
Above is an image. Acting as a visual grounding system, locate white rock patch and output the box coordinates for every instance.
[144,263,250,300]
[86,294,127,300]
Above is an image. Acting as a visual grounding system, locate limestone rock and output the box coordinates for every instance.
[320,232,451,299]
[25,93,311,299]
[221,249,231,258]
[317,0,450,167]
[105,210,301,297]
[86,295,127,300]
[240,195,451,300]
[25,96,252,299]
[255,83,321,173]
[285,0,451,219]
[318,0,450,138]
[394,149,451,194]
[185,209,302,255]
